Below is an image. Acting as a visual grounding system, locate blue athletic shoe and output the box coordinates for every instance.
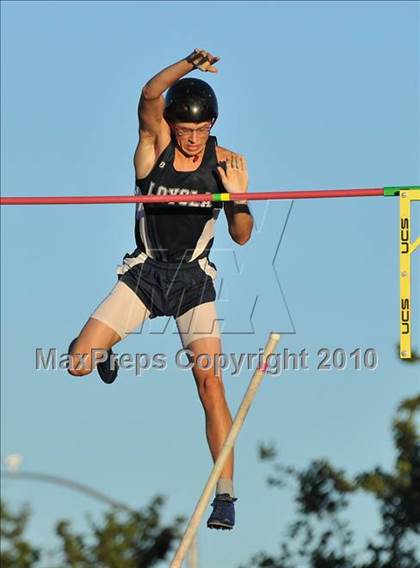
[207,494,237,530]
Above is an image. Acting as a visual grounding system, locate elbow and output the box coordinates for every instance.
[231,231,251,246]
[230,221,253,245]
[141,85,157,101]
[237,235,251,246]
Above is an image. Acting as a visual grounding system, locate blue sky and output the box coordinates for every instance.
[1,1,419,567]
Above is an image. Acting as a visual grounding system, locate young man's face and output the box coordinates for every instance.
[171,121,212,156]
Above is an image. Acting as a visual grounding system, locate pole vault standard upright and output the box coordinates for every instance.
[1,186,419,357]
[397,188,420,358]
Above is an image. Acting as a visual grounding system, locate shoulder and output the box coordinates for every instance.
[134,122,172,180]
[215,145,244,162]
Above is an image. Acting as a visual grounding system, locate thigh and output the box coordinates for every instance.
[176,301,220,349]
[176,302,222,381]
[90,280,151,341]
[70,282,151,372]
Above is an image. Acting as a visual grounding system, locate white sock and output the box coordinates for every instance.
[216,478,234,498]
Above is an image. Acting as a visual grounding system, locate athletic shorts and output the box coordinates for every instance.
[90,252,220,347]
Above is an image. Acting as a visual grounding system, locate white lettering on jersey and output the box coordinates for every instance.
[146,184,212,208]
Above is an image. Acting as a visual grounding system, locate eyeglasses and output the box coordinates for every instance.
[173,125,212,137]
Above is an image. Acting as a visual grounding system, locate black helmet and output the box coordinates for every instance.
[164,78,218,123]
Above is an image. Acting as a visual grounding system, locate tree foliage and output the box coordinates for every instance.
[241,395,420,568]
[1,495,184,567]
[1,501,41,567]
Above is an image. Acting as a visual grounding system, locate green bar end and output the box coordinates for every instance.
[384,186,420,197]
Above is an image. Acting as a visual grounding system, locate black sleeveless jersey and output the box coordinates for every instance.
[134,136,226,263]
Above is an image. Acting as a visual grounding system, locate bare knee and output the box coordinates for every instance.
[197,372,226,408]
[67,367,92,377]
[67,355,94,377]
[67,340,94,376]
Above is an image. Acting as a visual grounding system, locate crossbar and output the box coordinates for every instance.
[3,187,419,206]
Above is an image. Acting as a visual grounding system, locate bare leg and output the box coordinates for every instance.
[68,317,121,377]
[68,281,151,377]
[187,337,234,481]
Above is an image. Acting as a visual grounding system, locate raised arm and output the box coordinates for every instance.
[217,151,254,245]
[134,49,219,179]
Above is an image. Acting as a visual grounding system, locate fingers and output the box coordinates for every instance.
[187,49,220,73]
[217,166,227,182]
[225,154,247,170]
[206,54,220,73]
[218,154,248,194]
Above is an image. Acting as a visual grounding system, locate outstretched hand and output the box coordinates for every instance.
[217,154,249,195]
[186,48,220,73]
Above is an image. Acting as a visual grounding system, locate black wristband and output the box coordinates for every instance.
[232,203,251,215]
[186,52,207,69]
[186,53,198,69]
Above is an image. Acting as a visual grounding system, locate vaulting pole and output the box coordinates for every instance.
[170,332,281,568]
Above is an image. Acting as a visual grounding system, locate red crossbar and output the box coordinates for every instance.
[0,188,385,206]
